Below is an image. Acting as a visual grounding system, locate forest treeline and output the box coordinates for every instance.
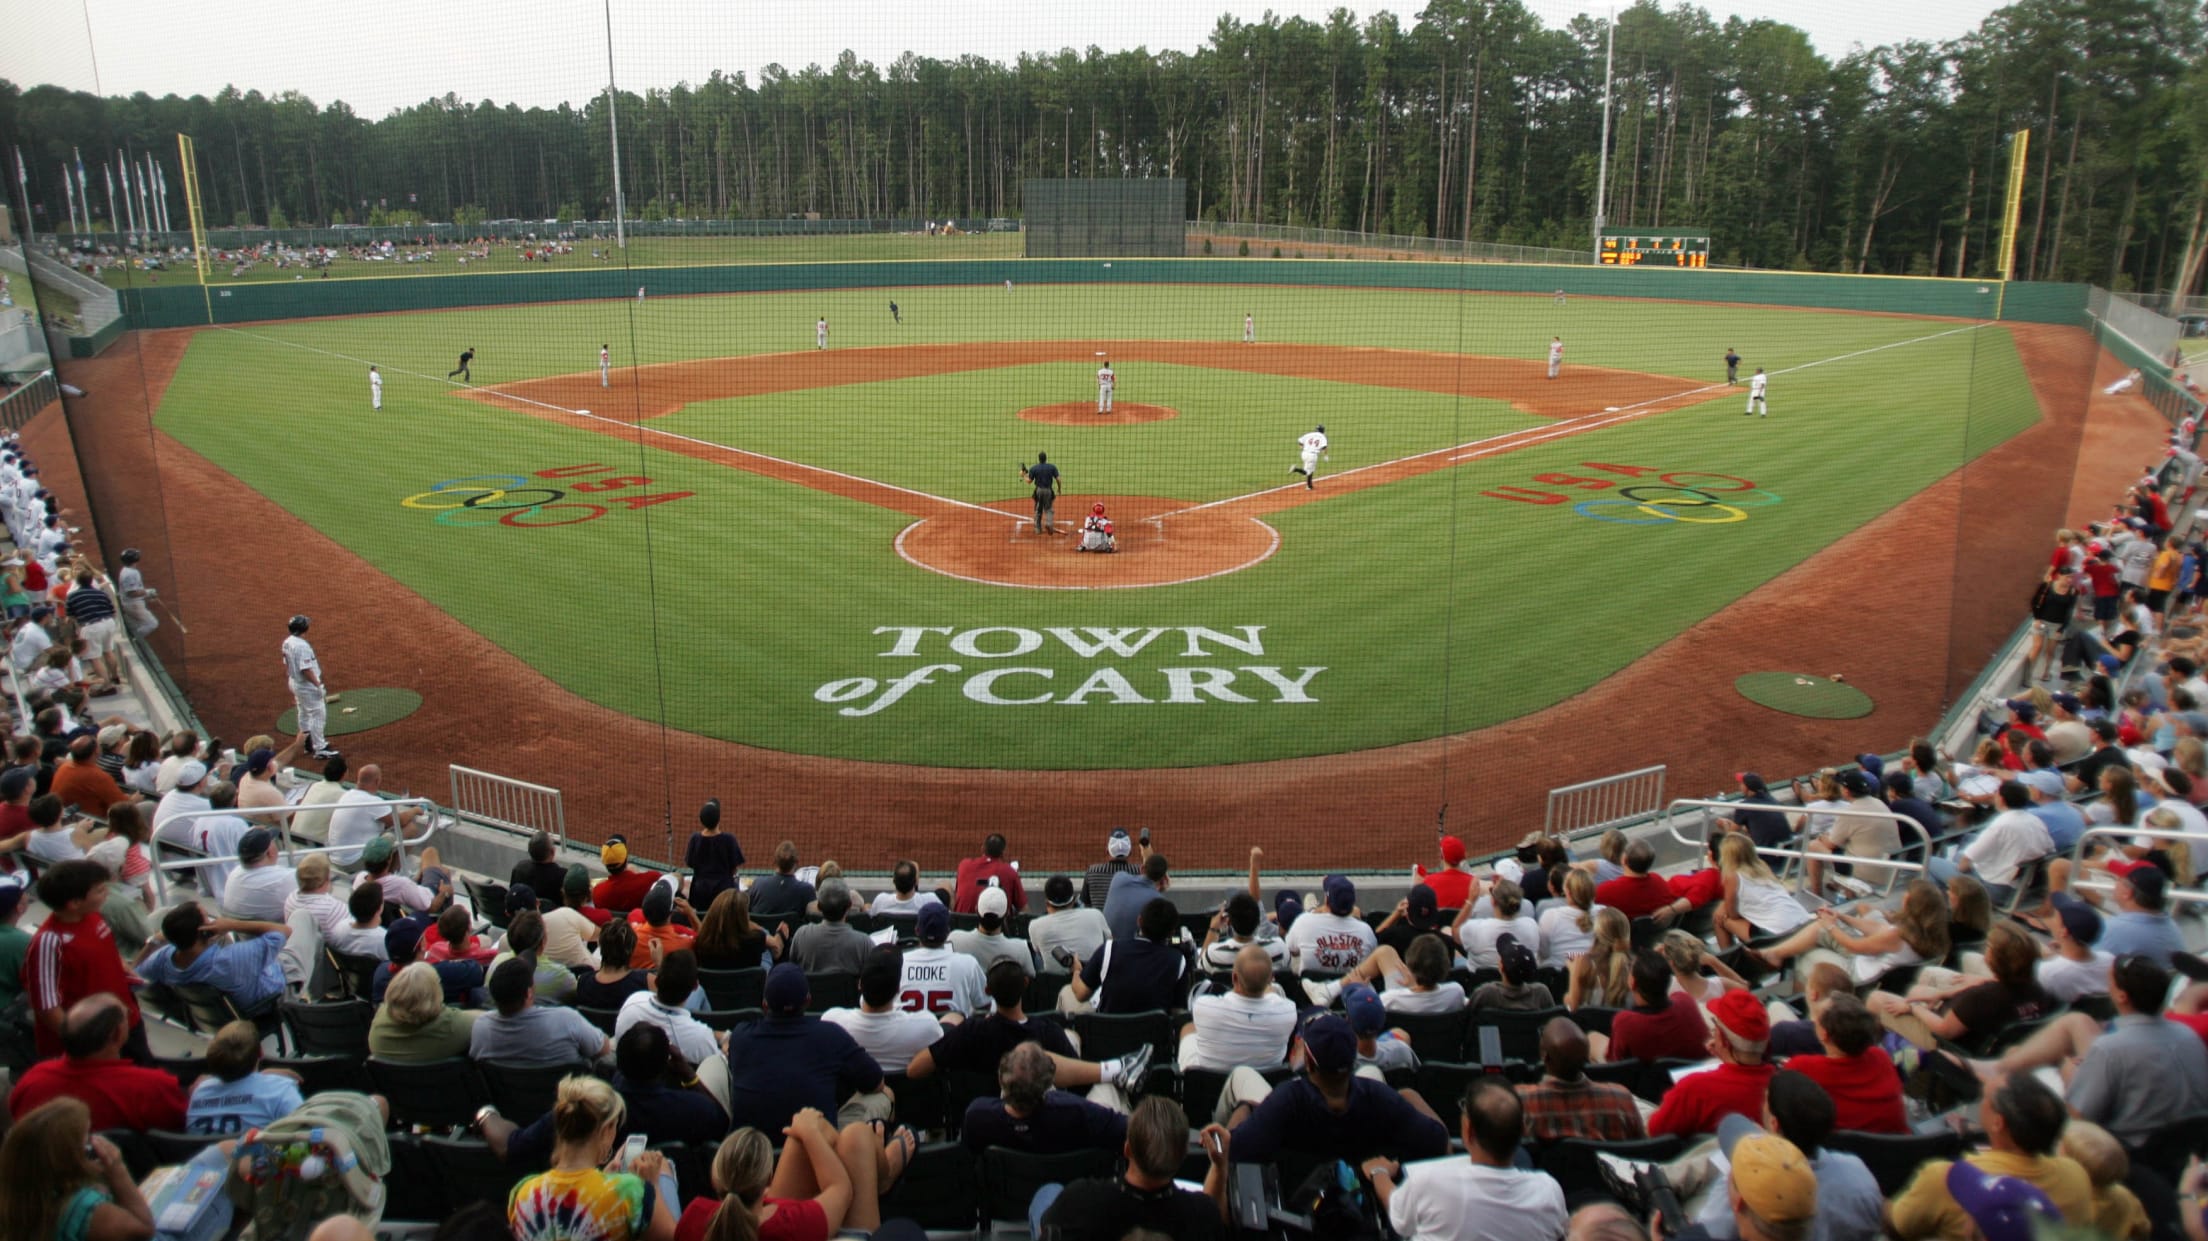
[3,0,2206,288]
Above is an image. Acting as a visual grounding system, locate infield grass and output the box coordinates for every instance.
[152,282,2037,767]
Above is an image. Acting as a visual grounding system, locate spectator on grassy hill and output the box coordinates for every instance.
[949,885,1033,978]
[1566,907,1634,1010]
[1033,875,1110,975]
[682,797,743,910]
[509,831,569,909]
[1647,989,1777,1138]
[591,835,656,913]
[746,840,814,922]
[1283,874,1377,974]
[1414,834,1475,910]
[469,956,610,1068]
[822,947,946,1072]
[7,994,183,1129]
[368,961,478,1061]
[1595,950,1709,1064]
[1515,1016,1645,1144]
[952,832,1027,913]
[1888,1073,2094,1239]
[186,1019,303,1135]
[1103,851,1171,944]
[1071,897,1191,1014]
[1082,828,1140,911]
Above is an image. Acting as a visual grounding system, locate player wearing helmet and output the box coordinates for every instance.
[1074,502,1117,553]
[281,615,338,760]
[1291,425,1330,490]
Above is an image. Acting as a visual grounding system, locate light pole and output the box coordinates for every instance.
[1591,6,1616,262]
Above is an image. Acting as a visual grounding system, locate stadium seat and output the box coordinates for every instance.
[325,947,384,1002]
[574,1006,622,1037]
[477,1060,591,1126]
[1478,1007,1567,1063]
[803,972,859,1012]
[1418,1061,1535,1132]
[1582,1058,1653,1102]
[1535,1136,1685,1198]
[882,1071,944,1134]
[367,1057,486,1130]
[979,1145,1117,1225]
[382,1134,449,1221]
[1179,1064,1292,1126]
[940,1069,997,1140]
[174,981,287,1052]
[695,1007,763,1033]
[143,1129,223,1167]
[98,1128,157,1180]
[659,1140,714,1202]
[421,1134,515,1212]
[266,1054,374,1096]
[281,996,373,1058]
[149,1054,209,1091]
[1075,1009,1174,1064]
[877,1141,978,1232]
[1569,1006,1621,1038]
[1023,972,1068,1015]
[1385,1009,1469,1062]
[1824,1129,1966,1195]
[696,966,765,1011]
[458,876,513,932]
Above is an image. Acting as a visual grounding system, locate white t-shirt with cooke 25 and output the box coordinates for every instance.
[1284,911,1377,974]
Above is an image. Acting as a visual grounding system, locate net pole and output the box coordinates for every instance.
[603,0,626,251]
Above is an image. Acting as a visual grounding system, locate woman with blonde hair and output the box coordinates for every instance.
[674,1107,891,1240]
[1661,928,1750,1012]
[1744,878,1950,982]
[0,1098,156,1241]
[1713,832,1811,947]
[1564,906,1632,1009]
[368,961,477,1061]
[1537,868,1602,966]
[509,1076,677,1241]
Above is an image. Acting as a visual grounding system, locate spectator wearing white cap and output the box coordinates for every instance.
[951,886,1035,977]
[1083,828,1141,911]
[150,758,211,849]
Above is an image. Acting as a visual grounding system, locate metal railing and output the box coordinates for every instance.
[2067,824,2208,906]
[0,370,58,430]
[146,798,440,905]
[448,765,564,844]
[1547,765,1668,836]
[1658,798,1930,894]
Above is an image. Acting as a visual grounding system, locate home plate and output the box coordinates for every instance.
[1604,406,1621,412]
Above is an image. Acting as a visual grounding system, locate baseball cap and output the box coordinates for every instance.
[505,884,539,917]
[1493,857,1525,885]
[358,836,395,867]
[1405,884,1438,926]
[1735,772,1767,793]
[244,747,274,776]
[175,759,208,787]
[236,827,275,861]
[2051,692,2082,713]
[0,769,29,801]
[762,962,809,1015]
[2005,702,2038,724]
[916,901,951,943]
[1439,835,1466,865]
[1107,829,1132,859]
[641,881,674,924]
[1496,932,1537,984]
[562,865,591,901]
[1856,754,1885,779]
[1044,875,1076,907]
[1322,875,1355,916]
[977,887,1010,919]
[1340,983,1386,1036]
[0,881,22,919]
[1273,890,1303,932]
[1709,988,1772,1044]
[2122,866,2168,905]
[96,724,128,748]
[1945,1165,2059,1241]
[1724,1127,1818,1225]
[2051,893,2103,945]
[384,917,426,961]
[600,838,629,867]
[2018,769,2067,798]
[1298,1014,1357,1073]
[1837,770,1875,796]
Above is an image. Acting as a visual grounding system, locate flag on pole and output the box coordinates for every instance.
[62,166,77,234]
[74,148,90,235]
[137,158,151,236]
[103,163,116,230]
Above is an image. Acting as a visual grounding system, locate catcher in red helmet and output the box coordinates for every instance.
[1073,501,1116,553]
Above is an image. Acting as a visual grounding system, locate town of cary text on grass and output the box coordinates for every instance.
[813,627,1326,716]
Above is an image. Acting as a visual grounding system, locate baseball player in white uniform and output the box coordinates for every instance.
[1096,360,1115,413]
[636,286,646,304]
[1547,337,1564,380]
[816,317,829,350]
[116,548,157,638]
[1291,425,1329,489]
[368,366,382,410]
[1243,312,1255,344]
[1745,368,1769,417]
[599,345,611,387]
[283,614,338,759]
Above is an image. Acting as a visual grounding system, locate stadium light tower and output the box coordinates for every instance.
[604,0,627,249]
[1591,6,1615,262]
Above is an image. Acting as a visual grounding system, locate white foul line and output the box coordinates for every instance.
[212,326,1021,522]
[1157,321,1997,519]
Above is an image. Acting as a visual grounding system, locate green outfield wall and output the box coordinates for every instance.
[116,258,2089,330]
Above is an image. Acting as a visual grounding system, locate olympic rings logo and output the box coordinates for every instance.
[1568,471,1783,526]
[399,466,695,529]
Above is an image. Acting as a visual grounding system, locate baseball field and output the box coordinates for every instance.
[140,278,2043,781]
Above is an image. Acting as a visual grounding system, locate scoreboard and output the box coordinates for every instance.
[1598,232,1711,268]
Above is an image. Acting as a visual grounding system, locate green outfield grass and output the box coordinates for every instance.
[99,232,1022,288]
[150,283,2036,767]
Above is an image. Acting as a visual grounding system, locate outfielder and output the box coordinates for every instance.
[599,345,611,387]
[1547,337,1564,380]
[1725,348,1742,385]
[283,614,338,760]
[637,286,646,304]
[1096,359,1115,413]
[816,317,829,350]
[368,365,382,410]
[889,299,901,324]
[1023,452,1061,535]
[1745,367,1769,417]
[1291,424,1329,489]
[1243,312,1255,344]
[448,347,474,382]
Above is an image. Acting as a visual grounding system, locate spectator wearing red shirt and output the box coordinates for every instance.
[1595,840,1689,922]
[561,865,615,927]
[1781,993,1908,1134]
[1602,951,1711,1065]
[26,858,142,1060]
[422,905,499,965]
[952,834,1028,914]
[8,993,185,1130]
[1648,989,1776,1138]
[627,881,698,967]
[1413,836,1474,911]
[51,735,129,817]
[2083,548,2123,630]
[593,836,658,914]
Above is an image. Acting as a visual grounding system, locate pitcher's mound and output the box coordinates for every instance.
[1018,402,1178,426]
[897,495,1278,589]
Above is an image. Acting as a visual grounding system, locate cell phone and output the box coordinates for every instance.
[620,1133,646,1169]
[1205,1129,1226,1158]
[1139,828,1151,846]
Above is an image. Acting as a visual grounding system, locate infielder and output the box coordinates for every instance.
[1745,367,1769,417]
[1554,289,1568,305]
[1243,312,1255,344]
[283,614,338,759]
[1005,279,1014,294]
[1023,451,1062,535]
[1292,424,1329,489]
[116,548,157,638]
[448,347,474,382]
[816,317,829,350]
[1725,348,1742,385]
[599,345,611,387]
[1096,359,1115,413]
[1547,337,1564,380]
[637,286,646,304]
[368,365,382,410]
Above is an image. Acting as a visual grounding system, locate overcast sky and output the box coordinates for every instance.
[5,0,2010,117]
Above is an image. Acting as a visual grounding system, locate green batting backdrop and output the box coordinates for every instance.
[1022,179,1186,258]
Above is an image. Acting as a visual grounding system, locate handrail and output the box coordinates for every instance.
[147,798,440,905]
[2067,823,2208,906]
[1658,798,1929,894]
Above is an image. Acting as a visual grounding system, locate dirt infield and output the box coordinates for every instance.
[898,497,1280,589]
[66,321,2168,874]
[1020,401,1178,426]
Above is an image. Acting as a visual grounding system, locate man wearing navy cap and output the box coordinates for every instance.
[1224,1013,1448,1166]
[1283,875,1377,974]
[723,962,893,1132]
[223,827,298,923]
[896,901,987,1016]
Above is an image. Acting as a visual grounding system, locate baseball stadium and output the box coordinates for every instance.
[2,1,2208,1237]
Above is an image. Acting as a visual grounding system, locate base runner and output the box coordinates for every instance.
[1291,425,1329,490]
[1745,368,1769,417]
